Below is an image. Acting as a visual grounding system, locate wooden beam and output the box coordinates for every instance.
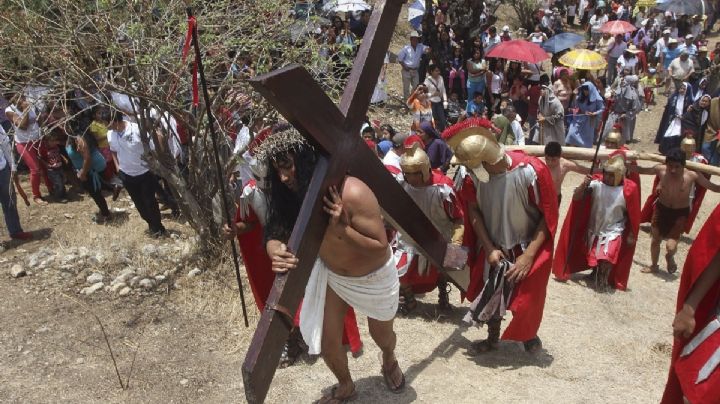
[508,145,720,176]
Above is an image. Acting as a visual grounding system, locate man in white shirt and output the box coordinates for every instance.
[483,26,502,53]
[381,133,407,170]
[668,50,695,91]
[105,112,166,237]
[0,125,31,240]
[397,31,427,101]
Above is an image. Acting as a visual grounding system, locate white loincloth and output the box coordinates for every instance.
[300,250,399,355]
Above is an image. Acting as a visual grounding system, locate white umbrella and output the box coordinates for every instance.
[322,0,372,13]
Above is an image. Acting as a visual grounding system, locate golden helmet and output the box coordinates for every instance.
[443,118,504,182]
[605,125,622,148]
[400,143,431,183]
[603,153,627,186]
[680,137,696,158]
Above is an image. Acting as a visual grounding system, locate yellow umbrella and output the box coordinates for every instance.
[635,0,657,7]
[559,49,607,70]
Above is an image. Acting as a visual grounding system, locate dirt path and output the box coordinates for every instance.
[1,102,711,403]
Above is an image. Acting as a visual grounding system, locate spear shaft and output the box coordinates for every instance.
[186,6,249,327]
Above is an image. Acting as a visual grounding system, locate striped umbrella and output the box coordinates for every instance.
[408,0,425,30]
[559,49,607,70]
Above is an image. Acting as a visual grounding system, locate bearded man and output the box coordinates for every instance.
[443,118,559,354]
[258,128,405,402]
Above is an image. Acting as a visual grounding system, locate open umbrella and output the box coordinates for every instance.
[656,0,705,15]
[408,0,425,30]
[599,20,637,35]
[559,49,607,70]
[541,32,585,53]
[322,0,371,13]
[485,39,549,64]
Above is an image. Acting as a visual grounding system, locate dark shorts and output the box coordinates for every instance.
[652,202,690,240]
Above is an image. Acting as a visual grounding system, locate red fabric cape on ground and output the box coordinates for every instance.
[661,204,720,404]
[640,154,708,233]
[465,151,559,342]
[551,174,641,290]
[234,182,362,353]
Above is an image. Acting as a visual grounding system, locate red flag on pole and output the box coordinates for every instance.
[181,16,199,107]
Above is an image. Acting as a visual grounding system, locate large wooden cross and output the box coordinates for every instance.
[242,2,465,402]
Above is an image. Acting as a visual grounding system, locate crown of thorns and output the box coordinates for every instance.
[251,127,312,163]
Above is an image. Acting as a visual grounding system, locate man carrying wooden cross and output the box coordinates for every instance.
[445,118,559,354]
[258,128,405,403]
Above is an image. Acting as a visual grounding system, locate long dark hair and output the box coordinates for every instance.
[263,145,318,243]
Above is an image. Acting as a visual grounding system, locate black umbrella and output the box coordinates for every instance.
[656,0,706,16]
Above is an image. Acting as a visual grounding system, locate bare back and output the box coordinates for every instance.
[548,158,579,195]
[656,166,696,209]
[319,176,391,277]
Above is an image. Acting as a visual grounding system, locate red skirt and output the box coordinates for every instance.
[587,236,621,267]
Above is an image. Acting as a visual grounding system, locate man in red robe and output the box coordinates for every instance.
[641,136,709,233]
[661,204,720,404]
[443,118,559,354]
[391,144,465,314]
[553,152,641,292]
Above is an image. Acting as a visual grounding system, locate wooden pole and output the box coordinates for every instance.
[507,145,720,176]
[186,7,249,327]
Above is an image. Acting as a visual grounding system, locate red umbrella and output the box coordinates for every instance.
[599,20,637,35]
[484,40,549,64]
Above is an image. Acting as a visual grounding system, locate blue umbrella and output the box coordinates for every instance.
[408,0,425,30]
[541,33,585,54]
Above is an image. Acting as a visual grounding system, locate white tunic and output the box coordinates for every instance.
[237,182,267,227]
[474,158,541,251]
[587,180,626,254]
[393,178,456,276]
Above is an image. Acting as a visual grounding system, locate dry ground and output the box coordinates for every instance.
[1,6,718,404]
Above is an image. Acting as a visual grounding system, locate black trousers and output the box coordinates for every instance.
[83,177,110,217]
[119,170,164,233]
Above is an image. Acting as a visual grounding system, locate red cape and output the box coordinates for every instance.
[397,170,463,294]
[465,151,559,342]
[640,154,708,233]
[661,205,720,404]
[235,181,362,353]
[552,175,641,290]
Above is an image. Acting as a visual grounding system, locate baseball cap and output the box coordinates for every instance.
[502,25,510,32]
[686,34,694,39]
[410,31,421,38]
[662,29,671,34]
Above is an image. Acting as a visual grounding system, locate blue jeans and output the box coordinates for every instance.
[0,165,23,235]
[467,79,486,101]
[701,141,720,166]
